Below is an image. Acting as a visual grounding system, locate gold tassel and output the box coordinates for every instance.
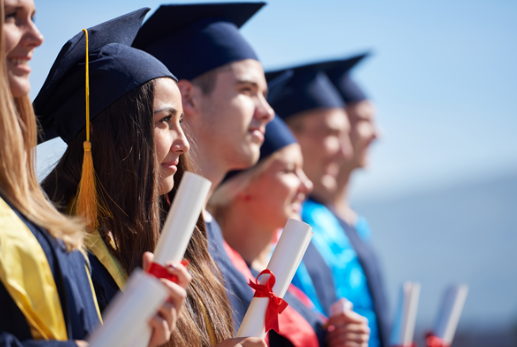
[75,29,98,230]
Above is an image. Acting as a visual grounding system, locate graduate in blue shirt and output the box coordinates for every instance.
[266,58,386,347]
[133,2,275,334]
[0,0,100,345]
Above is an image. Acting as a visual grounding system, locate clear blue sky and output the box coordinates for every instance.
[34,0,517,200]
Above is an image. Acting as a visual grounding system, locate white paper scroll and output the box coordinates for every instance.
[330,298,353,317]
[154,172,211,264]
[390,281,421,347]
[432,284,468,345]
[88,270,168,347]
[236,218,313,338]
[129,172,211,347]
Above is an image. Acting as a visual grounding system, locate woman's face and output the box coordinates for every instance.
[153,78,190,195]
[3,0,43,98]
[243,144,313,229]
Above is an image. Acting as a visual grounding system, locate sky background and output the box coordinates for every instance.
[33,0,517,338]
[34,0,517,200]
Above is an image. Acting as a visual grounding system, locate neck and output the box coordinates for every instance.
[190,142,228,206]
[221,205,276,271]
[319,165,357,225]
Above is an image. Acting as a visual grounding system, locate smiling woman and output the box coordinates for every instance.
[2,0,43,98]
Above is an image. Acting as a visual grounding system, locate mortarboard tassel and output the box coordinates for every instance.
[75,29,98,230]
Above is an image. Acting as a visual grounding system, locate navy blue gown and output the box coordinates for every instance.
[0,198,101,346]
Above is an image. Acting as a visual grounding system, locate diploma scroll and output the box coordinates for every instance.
[87,270,168,347]
[431,284,468,346]
[390,281,421,347]
[130,172,211,347]
[236,218,313,338]
[330,298,353,317]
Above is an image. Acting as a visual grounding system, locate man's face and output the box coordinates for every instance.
[190,59,274,171]
[290,108,352,197]
[346,100,378,169]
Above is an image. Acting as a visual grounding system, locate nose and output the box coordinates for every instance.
[171,127,190,154]
[338,134,353,161]
[298,168,313,195]
[254,94,275,124]
[22,18,44,48]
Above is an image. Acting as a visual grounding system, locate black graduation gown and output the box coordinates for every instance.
[0,199,101,346]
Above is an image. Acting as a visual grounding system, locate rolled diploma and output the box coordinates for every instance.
[129,172,211,347]
[88,270,168,347]
[433,284,468,345]
[330,298,353,317]
[389,282,421,347]
[236,218,313,338]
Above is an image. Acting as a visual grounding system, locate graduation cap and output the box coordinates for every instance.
[265,64,344,121]
[34,8,176,144]
[133,2,265,80]
[224,115,297,182]
[33,8,176,229]
[321,53,370,104]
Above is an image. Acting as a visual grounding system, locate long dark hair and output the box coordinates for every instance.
[41,79,233,346]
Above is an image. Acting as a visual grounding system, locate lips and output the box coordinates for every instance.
[161,159,179,172]
[249,128,265,143]
[7,56,31,73]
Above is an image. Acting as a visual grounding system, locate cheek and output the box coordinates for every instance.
[3,27,19,55]
[323,137,340,158]
[154,130,170,161]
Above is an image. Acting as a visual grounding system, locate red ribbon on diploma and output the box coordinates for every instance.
[247,269,289,333]
[147,259,190,283]
[425,332,449,347]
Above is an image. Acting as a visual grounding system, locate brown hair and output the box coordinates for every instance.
[0,0,84,250]
[191,63,232,95]
[41,79,233,346]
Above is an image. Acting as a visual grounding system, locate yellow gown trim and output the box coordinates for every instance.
[83,230,128,291]
[0,197,68,341]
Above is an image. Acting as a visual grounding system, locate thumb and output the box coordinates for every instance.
[142,251,154,271]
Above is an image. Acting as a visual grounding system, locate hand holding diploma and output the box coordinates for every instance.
[327,298,370,347]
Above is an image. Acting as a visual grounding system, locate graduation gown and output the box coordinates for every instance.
[292,198,389,347]
[0,196,101,346]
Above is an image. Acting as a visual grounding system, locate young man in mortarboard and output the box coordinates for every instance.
[133,0,276,331]
[320,54,389,347]
[266,59,386,347]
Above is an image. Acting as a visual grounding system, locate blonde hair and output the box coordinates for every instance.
[0,1,84,250]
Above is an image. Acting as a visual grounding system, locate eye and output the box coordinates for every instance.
[160,115,173,126]
[4,10,17,22]
[179,114,184,125]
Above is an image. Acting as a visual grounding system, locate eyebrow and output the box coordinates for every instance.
[235,79,258,88]
[153,107,177,115]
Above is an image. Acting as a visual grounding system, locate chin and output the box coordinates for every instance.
[8,77,31,98]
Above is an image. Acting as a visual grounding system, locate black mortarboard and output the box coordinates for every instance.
[34,8,176,144]
[224,115,297,182]
[321,53,370,104]
[133,2,264,80]
[265,64,344,121]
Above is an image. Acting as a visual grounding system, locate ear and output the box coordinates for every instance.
[177,79,199,118]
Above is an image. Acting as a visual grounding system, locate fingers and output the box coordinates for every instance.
[163,261,192,289]
[159,278,187,315]
[327,331,369,347]
[328,310,368,326]
[142,251,154,271]
[148,314,171,347]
